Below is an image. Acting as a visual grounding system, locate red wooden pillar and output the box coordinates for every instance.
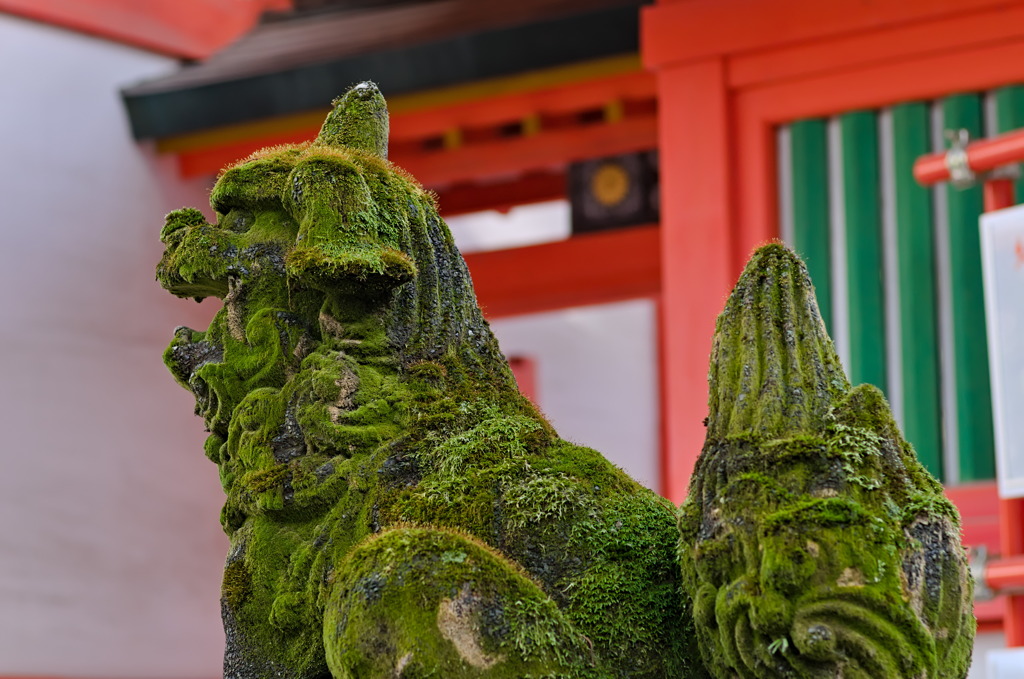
[644,11,736,502]
[508,356,538,405]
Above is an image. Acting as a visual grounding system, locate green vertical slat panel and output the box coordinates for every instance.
[839,111,887,389]
[943,94,995,481]
[995,85,1024,197]
[789,119,833,331]
[891,103,943,478]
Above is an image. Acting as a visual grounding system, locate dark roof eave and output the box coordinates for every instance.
[122,5,640,140]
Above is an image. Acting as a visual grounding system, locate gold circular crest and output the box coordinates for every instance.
[591,161,630,207]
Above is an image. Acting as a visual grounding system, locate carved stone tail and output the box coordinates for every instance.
[706,242,849,440]
[683,242,975,679]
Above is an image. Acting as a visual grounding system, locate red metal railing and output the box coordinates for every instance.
[914,129,1024,186]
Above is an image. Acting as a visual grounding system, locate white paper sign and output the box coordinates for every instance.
[980,204,1024,499]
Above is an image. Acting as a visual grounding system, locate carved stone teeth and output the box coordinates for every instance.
[225,276,246,342]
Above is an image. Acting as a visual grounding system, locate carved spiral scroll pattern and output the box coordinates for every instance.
[790,592,934,677]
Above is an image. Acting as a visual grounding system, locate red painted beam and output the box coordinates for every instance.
[985,178,1017,212]
[642,0,1012,69]
[176,114,657,182]
[508,356,538,404]
[947,482,1002,546]
[389,70,656,143]
[399,116,657,204]
[988,555,1024,593]
[465,225,660,319]
[735,38,1024,127]
[728,4,1024,90]
[164,69,654,177]
[178,129,316,178]
[977,597,1007,632]
[0,0,289,59]
[436,172,566,217]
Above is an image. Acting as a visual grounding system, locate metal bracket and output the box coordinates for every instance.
[970,544,995,602]
[944,128,1021,189]
[945,129,976,189]
[989,162,1021,182]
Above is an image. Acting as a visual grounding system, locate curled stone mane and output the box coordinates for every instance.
[305,82,508,384]
[381,196,512,385]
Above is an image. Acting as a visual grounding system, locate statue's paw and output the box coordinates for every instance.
[324,526,602,678]
[157,208,239,299]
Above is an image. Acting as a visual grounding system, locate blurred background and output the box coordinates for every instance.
[1,0,1023,676]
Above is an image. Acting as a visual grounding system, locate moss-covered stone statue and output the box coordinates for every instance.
[157,82,974,678]
[157,82,691,678]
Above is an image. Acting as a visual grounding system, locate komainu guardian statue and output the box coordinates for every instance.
[157,82,692,678]
[157,82,974,678]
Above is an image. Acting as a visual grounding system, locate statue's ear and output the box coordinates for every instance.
[316,81,389,159]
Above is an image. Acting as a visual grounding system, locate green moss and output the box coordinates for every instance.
[244,465,289,495]
[316,82,390,159]
[762,497,866,531]
[212,148,307,214]
[158,82,693,678]
[705,243,850,441]
[325,527,602,678]
[222,559,252,609]
[504,473,591,531]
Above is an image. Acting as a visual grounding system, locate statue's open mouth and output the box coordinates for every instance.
[164,326,225,432]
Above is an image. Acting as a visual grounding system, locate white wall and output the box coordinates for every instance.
[972,632,1011,679]
[490,301,660,491]
[0,15,225,677]
[447,202,660,490]
[446,200,570,252]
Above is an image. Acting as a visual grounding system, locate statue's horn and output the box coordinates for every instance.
[316,81,389,158]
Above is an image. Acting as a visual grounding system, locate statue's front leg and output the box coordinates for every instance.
[324,526,604,678]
